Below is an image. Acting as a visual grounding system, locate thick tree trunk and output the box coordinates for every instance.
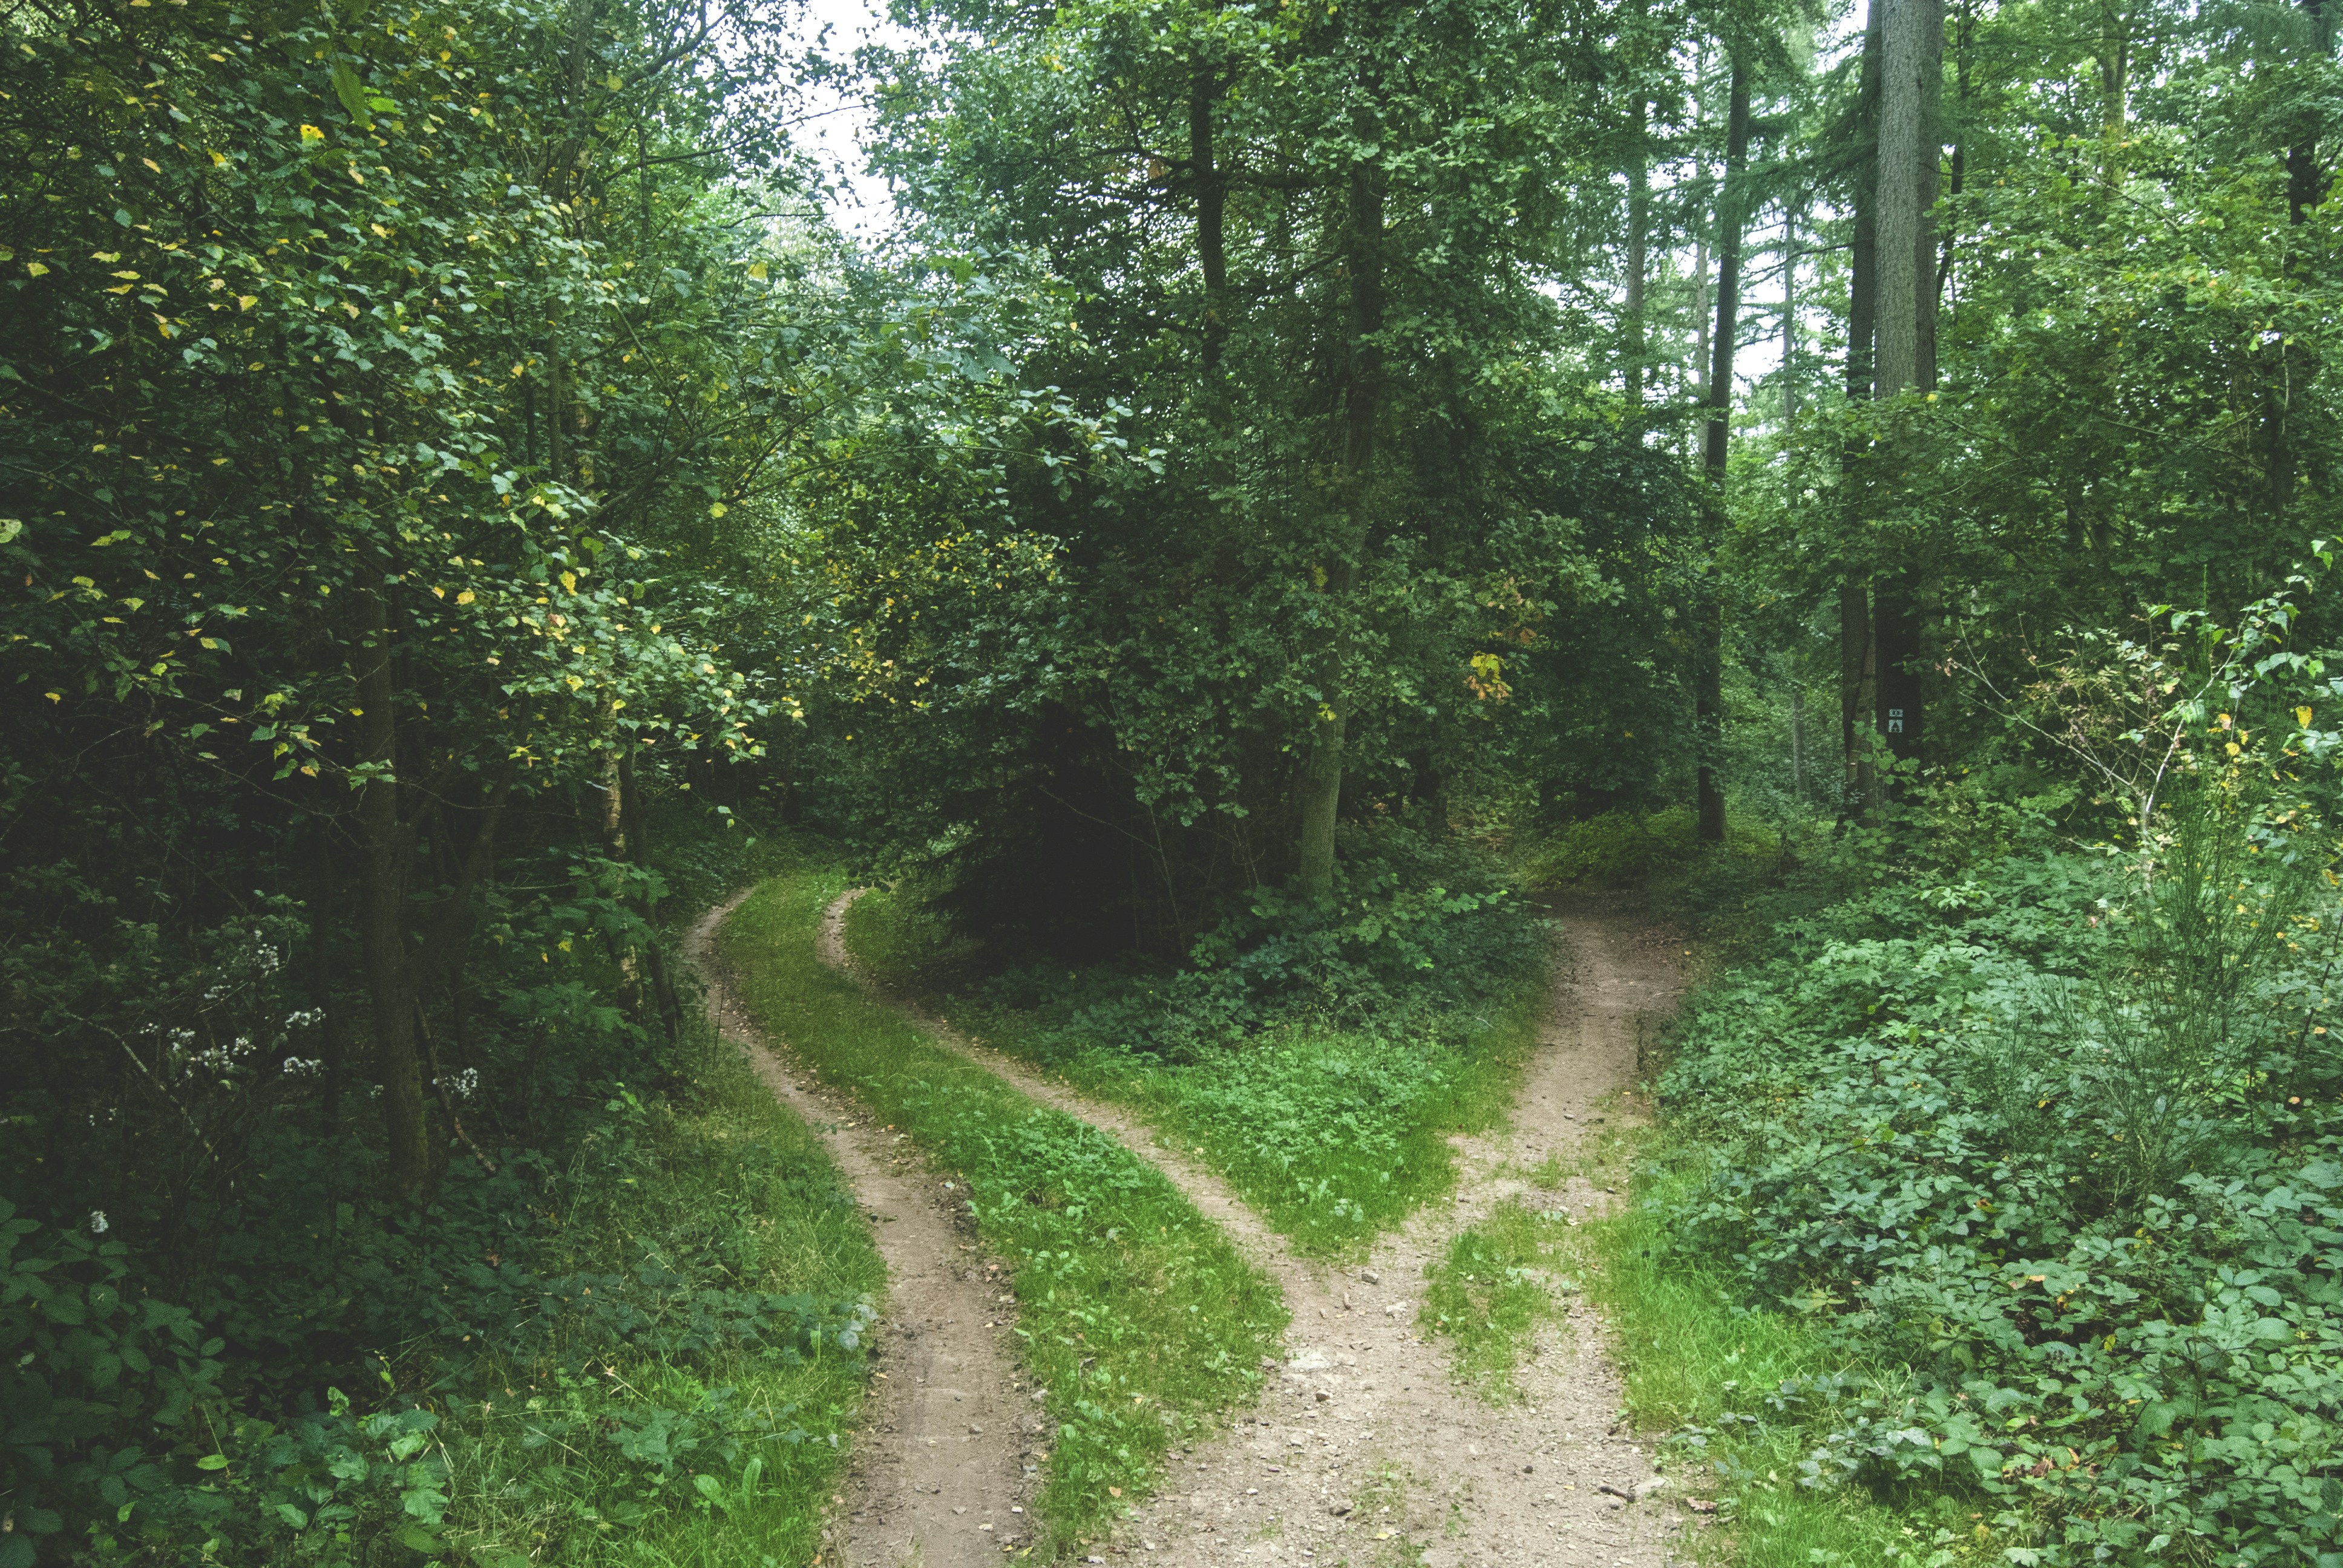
[354,578,430,1204]
[1873,0,1941,771]
[1296,154,1384,903]
[1696,56,1751,845]
[1876,0,1939,398]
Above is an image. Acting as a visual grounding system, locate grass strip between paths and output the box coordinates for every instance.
[719,869,1287,1556]
[846,887,1549,1258]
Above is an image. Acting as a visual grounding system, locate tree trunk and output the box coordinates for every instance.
[1624,90,1648,408]
[1782,204,1800,425]
[1876,0,1939,399]
[1192,70,1229,372]
[355,577,431,1204]
[1841,0,1883,812]
[1296,152,1384,903]
[1696,55,1751,845]
[1873,0,1941,770]
[618,750,683,1041]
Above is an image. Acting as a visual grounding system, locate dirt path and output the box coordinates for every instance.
[822,891,1691,1567]
[686,892,1037,1568]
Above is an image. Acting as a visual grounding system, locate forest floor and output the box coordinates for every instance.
[700,883,1696,1566]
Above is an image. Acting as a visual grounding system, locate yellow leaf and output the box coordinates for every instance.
[237,295,257,310]
[26,261,49,277]
[211,149,228,165]
[747,260,768,280]
[300,123,324,142]
[559,570,577,594]
[142,157,160,173]
[110,270,139,279]
[2298,706,2314,728]
[456,589,474,605]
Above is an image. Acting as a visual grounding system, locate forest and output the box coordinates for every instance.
[5,0,2343,1559]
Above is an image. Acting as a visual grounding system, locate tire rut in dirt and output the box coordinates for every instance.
[687,891,1034,1568]
[819,889,1694,1567]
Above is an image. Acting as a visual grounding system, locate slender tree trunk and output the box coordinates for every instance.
[1696,57,1751,846]
[1297,151,1384,903]
[1782,205,1800,425]
[618,750,683,1041]
[2099,4,2128,193]
[355,577,430,1204]
[1625,90,1649,408]
[1789,679,1806,804]
[1842,0,1883,812]
[1192,70,1230,372]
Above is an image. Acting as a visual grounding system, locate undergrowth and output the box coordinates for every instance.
[3,818,880,1568]
[718,866,1286,1557]
[847,888,1545,1258]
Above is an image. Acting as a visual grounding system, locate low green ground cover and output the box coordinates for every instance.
[718,866,1286,1557]
[4,823,882,1568]
[843,833,1550,1258]
[1553,782,2343,1567]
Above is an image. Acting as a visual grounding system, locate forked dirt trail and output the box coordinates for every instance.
[686,892,1037,1568]
[822,890,1691,1567]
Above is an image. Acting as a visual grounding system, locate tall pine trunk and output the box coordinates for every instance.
[1696,56,1751,844]
[1872,0,1942,770]
[1841,0,1883,813]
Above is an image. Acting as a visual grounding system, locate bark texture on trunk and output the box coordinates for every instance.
[1696,55,1751,844]
[1873,0,1941,770]
[1841,0,1883,811]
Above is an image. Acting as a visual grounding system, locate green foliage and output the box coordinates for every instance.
[1637,775,2343,1563]
[846,834,1550,1257]
[718,866,1288,1555]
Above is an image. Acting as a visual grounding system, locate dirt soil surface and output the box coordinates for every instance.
[686,892,1040,1568]
[821,891,1693,1567]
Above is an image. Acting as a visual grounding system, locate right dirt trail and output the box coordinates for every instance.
[828,892,1693,1568]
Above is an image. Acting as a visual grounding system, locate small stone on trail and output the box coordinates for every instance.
[1359,1269,1380,1284]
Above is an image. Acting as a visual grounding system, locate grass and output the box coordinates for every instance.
[433,994,884,1567]
[719,866,1288,1557]
[1557,1126,1999,1568]
[1417,1198,1580,1402]
[844,886,1548,1258]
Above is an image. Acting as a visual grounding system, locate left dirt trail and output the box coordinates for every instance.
[686,890,1037,1568]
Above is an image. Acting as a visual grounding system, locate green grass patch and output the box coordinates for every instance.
[719,868,1287,1556]
[430,1005,885,1567]
[1418,1198,1579,1401]
[1562,1146,1997,1568]
[844,886,1547,1258]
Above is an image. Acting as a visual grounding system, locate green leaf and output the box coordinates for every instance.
[331,62,374,128]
